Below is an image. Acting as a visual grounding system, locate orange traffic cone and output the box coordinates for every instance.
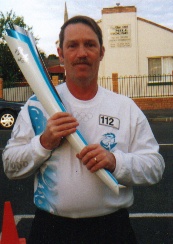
[0,201,26,244]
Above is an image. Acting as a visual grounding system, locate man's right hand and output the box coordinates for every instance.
[40,112,79,150]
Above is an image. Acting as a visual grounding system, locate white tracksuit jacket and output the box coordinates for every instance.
[3,84,165,218]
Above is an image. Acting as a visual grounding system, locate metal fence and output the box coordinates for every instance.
[3,86,33,102]
[2,74,173,102]
[118,74,173,98]
[3,78,113,102]
[98,77,113,91]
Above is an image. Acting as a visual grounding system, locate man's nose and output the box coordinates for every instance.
[77,45,87,57]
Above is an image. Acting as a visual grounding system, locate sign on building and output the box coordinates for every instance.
[108,24,131,48]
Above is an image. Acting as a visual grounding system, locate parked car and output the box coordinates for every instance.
[0,99,24,129]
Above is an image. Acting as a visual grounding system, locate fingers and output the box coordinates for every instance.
[47,113,79,138]
[51,112,77,124]
[40,112,79,150]
[77,144,116,173]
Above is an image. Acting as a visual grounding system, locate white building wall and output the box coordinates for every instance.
[98,6,173,77]
[100,11,138,77]
[137,18,173,75]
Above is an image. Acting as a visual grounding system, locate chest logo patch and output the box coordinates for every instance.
[100,133,117,152]
[99,114,120,129]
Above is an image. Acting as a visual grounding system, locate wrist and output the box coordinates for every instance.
[40,134,64,150]
[110,153,116,173]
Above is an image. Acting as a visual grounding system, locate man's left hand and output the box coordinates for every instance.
[76,144,116,173]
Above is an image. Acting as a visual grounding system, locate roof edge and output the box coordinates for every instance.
[102,6,136,14]
[137,17,173,33]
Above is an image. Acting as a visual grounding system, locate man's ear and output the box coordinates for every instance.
[57,47,64,64]
[100,46,105,61]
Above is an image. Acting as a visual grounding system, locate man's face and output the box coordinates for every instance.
[58,23,104,85]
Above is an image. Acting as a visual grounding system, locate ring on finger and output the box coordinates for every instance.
[94,157,97,162]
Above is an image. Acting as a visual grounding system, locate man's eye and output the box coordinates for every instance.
[68,44,76,48]
[86,43,95,47]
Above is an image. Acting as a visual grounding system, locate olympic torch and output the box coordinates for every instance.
[4,25,125,194]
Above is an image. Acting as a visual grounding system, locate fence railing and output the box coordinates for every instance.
[118,74,173,98]
[99,74,173,98]
[98,77,113,91]
[3,87,33,102]
[2,74,173,102]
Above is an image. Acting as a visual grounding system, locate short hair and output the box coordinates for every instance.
[59,15,103,49]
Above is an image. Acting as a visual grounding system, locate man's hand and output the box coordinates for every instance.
[40,112,79,150]
[77,144,116,173]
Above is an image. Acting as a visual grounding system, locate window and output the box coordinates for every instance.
[163,57,173,74]
[148,57,173,83]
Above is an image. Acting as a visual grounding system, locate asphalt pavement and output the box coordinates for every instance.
[143,109,173,122]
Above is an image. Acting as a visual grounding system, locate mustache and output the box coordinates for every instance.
[72,58,91,66]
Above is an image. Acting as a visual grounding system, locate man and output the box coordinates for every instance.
[3,16,165,243]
